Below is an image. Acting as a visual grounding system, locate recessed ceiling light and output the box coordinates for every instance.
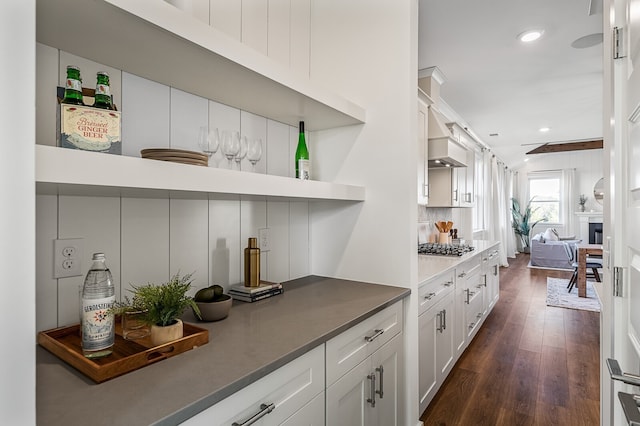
[518,29,544,43]
[539,127,551,132]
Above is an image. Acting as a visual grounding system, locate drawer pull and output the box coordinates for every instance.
[376,365,384,399]
[424,292,436,300]
[458,272,466,278]
[476,312,483,320]
[618,392,640,425]
[442,309,447,330]
[367,373,376,407]
[231,403,275,426]
[444,280,453,287]
[468,322,475,330]
[365,329,384,343]
[607,358,640,386]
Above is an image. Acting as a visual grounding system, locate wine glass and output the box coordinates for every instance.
[221,130,240,168]
[198,126,219,163]
[234,136,248,170]
[247,138,263,171]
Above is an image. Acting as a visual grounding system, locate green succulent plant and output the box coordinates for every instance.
[113,272,201,326]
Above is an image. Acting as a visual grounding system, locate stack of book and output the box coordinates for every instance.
[229,281,283,303]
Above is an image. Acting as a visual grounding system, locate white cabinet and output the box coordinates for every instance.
[418,290,454,413]
[426,168,460,207]
[182,344,325,426]
[326,333,402,426]
[454,255,481,354]
[417,93,430,205]
[326,301,403,386]
[486,248,500,310]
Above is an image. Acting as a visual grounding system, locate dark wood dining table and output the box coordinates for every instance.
[576,243,603,297]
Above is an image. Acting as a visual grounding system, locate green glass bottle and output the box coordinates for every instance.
[93,71,114,110]
[295,121,310,180]
[61,65,84,105]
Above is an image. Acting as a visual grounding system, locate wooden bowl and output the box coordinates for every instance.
[195,294,232,321]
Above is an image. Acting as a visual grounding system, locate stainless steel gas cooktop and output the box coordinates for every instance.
[418,243,475,257]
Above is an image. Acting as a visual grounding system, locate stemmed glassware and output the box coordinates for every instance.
[234,136,248,170]
[221,130,240,168]
[247,138,263,171]
[198,126,220,163]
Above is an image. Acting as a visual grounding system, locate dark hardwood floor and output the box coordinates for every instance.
[420,253,600,425]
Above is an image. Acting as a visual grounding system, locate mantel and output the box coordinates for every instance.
[575,211,603,222]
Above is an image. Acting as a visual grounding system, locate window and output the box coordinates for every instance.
[472,150,484,232]
[528,171,561,223]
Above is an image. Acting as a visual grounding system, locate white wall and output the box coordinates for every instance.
[2,1,36,424]
[308,0,419,424]
[35,45,310,332]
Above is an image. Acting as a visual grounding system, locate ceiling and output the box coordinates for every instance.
[418,0,604,169]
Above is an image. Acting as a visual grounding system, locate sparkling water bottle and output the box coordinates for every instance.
[81,253,115,358]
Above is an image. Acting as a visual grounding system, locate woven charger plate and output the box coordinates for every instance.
[141,148,208,161]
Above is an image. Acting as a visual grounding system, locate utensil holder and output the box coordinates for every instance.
[439,232,450,244]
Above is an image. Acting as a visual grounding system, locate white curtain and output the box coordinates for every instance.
[561,168,576,237]
[486,155,513,266]
[504,167,517,259]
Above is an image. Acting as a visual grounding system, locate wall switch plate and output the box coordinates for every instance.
[259,228,270,252]
[54,238,83,278]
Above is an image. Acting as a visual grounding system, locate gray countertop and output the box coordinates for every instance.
[37,275,409,425]
[418,240,500,283]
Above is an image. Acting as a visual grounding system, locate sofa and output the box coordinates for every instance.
[530,229,581,270]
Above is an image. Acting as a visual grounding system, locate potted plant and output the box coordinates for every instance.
[115,272,202,346]
[578,194,587,212]
[511,197,547,253]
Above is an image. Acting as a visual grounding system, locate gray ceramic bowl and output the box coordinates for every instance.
[195,294,232,321]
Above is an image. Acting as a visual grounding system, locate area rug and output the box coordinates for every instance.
[546,277,601,312]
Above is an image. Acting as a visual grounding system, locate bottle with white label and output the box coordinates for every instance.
[81,253,115,358]
[295,121,310,180]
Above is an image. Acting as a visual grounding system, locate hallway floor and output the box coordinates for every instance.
[420,253,600,425]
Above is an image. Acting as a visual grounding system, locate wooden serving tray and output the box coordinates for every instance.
[38,321,209,383]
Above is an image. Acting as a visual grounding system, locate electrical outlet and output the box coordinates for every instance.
[54,238,83,278]
[259,228,270,252]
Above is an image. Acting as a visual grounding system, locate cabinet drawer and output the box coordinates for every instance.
[326,300,403,386]
[456,254,481,280]
[465,290,484,339]
[418,270,454,315]
[182,344,324,426]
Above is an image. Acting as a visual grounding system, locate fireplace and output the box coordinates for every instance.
[589,222,603,244]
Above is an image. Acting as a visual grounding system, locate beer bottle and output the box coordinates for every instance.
[61,65,84,105]
[93,71,114,110]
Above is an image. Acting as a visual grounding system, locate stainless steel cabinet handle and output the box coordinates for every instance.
[458,272,466,278]
[618,392,640,425]
[365,329,384,343]
[453,189,458,201]
[376,365,384,399]
[436,311,444,333]
[231,403,275,426]
[444,280,453,287]
[607,358,640,386]
[468,322,475,330]
[424,292,436,300]
[476,312,483,320]
[482,274,487,287]
[367,373,376,407]
[442,309,447,330]
[493,265,498,276]
[465,289,474,304]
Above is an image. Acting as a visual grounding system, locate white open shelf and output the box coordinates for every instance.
[36,0,366,131]
[36,145,366,201]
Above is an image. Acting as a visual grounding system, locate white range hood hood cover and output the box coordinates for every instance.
[419,66,468,168]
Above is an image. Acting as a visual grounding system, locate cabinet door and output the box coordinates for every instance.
[417,99,429,205]
[418,305,437,414]
[182,344,324,426]
[280,392,325,426]
[371,333,402,426]
[326,356,373,426]
[427,168,456,207]
[488,249,500,309]
[463,149,475,207]
[435,292,455,379]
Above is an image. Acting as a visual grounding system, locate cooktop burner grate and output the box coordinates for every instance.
[418,243,475,257]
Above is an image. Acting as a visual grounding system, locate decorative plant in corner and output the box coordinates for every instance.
[511,197,547,253]
[115,272,202,346]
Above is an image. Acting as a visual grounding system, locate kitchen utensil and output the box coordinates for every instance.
[446,221,453,231]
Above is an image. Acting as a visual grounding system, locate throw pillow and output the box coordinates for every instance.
[543,228,559,241]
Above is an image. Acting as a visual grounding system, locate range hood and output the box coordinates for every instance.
[419,66,468,168]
